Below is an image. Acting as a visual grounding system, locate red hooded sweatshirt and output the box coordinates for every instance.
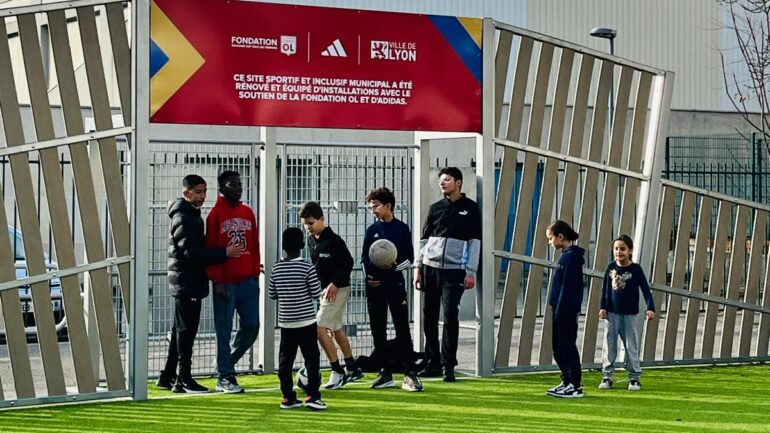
[205,196,261,284]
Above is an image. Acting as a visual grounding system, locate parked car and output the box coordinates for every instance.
[0,225,65,337]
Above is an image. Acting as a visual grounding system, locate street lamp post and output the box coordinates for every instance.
[590,27,617,125]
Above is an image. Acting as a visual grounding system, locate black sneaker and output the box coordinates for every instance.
[215,375,244,394]
[418,365,442,378]
[548,383,584,398]
[304,396,327,411]
[279,397,303,409]
[547,381,565,393]
[442,368,456,383]
[345,368,365,382]
[402,374,423,392]
[370,371,395,389]
[155,371,177,390]
[173,377,209,394]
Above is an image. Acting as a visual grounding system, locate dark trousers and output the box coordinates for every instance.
[278,323,321,400]
[367,282,414,374]
[422,266,465,369]
[163,297,202,378]
[552,313,582,387]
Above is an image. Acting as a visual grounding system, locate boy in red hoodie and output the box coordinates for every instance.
[206,171,261,394]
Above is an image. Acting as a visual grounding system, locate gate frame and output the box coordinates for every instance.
[487,20,676,373]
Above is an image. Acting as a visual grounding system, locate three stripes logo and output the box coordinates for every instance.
[321,39,347,57]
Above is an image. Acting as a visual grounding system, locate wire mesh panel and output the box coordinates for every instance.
[665,134,770,204]
[280,144,413,366]
[147,142,258,377]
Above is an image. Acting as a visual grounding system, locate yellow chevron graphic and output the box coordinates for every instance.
[150,0,205,116]
[458,17,482,49]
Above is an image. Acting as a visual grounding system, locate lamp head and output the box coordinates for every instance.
[590,27,617,40]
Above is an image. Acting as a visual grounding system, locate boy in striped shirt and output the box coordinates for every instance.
[268,227,326,410]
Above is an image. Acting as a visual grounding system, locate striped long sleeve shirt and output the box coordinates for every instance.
[268,257,322,328]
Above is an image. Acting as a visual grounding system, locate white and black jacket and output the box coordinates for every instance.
[417,194,482,277]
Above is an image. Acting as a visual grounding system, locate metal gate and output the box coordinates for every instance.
[0,0,133,407]
[489,21,770,372]
[279,142,414,365]
[490,21,674,370]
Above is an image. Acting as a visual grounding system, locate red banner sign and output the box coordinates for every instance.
[150,0,482,132]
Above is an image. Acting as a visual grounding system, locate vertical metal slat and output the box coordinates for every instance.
[18,12,97,393]
[701,201,730,358]
[538,52,595,364]
[76,5,128,390]
[662,191,695,360]
[681,196,713,359]
[581,65,634,363]
[494,36,534,367]
[642,186,675,361]
[0,15,66,397]
[512,42,555,366]
[737,211,767,356]
[575,59,613,361]
[719,205,750,357]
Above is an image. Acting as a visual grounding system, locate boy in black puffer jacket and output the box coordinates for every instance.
[157,174,243,393]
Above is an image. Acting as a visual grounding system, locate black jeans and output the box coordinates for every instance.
[422,266,465,369]
[552,313,582,387]
[278,323,321,400]
[366,281,414,374]
[163,297,202,379]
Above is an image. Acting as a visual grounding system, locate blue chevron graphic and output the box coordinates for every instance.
[150,39,169,77]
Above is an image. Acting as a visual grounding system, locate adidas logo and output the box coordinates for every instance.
[321,39,347,57]
[373,233,380,238]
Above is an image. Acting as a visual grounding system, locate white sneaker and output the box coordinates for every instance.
[598,378,613,390]
[628,380,641,391]
[324,371,346,390]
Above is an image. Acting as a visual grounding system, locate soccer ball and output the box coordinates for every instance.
[369,239,397,269]
[296,366,319,392]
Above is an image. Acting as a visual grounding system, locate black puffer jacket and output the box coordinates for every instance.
[167,198,227,298]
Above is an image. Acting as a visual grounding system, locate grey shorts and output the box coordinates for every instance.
[316,286,350,331]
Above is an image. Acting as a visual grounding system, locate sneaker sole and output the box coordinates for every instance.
[279,403,303,409]
[324,382,345,390]
[305,403,327,410]
[215,386,244,394]
[182,388,209,394]
[371,381,395,389]
[547,390,584,398]
[401,384,423,392]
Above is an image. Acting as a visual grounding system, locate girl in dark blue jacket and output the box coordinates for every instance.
[597,234,655,392]
[546,220,585,398]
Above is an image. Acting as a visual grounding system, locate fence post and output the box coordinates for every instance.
[258,127,277,373]
[130,0,151,401]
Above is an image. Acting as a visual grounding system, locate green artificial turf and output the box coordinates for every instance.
[0,365,768,432]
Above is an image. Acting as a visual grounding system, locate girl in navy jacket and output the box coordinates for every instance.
[546,220,585,398]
